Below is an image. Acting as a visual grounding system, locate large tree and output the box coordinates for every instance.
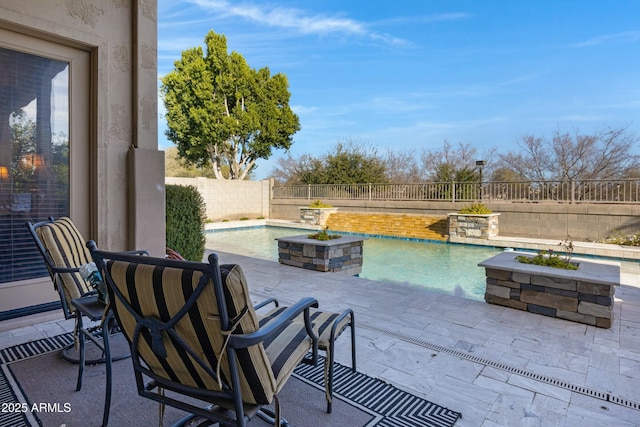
[271,153,326,184]
[322,142,388,184]
[383,149,426,183]
[164,147,217,178]
[272,141,388,185]
[498,126,640,181]
[421,140,493,182]
[161,30,300,180]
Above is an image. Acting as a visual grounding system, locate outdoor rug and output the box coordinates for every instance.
[0,333,461,426]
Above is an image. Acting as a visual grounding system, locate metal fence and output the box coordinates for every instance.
[272,179,640,204]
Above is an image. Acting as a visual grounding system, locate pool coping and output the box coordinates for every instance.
[205,219,320,232]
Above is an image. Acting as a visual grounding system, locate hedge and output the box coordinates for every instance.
[166,184,206,261]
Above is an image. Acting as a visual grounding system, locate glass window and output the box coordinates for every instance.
[0,47,70,283]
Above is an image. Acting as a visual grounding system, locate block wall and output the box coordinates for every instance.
[166,177,271,221]
[270,199,640,242]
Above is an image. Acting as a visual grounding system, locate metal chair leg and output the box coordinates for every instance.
[73,309,115,426]
[101,312,114,427]
[326,309,355,414]
[76,315,86,391]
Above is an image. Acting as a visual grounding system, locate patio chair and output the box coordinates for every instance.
[25,217,146,426]
[25,217,140,353]
[88,241,320,427]
[26,217,96,321]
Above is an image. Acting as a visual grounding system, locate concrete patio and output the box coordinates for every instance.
[1,246,639,426]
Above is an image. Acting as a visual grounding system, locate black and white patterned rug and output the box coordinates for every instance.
[0,333,461,426]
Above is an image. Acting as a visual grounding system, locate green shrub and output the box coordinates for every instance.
[458,203,492,214]
[516,252,578,270]
[602,230,640,246]
[166,184,206,261]
[516,239,578,270]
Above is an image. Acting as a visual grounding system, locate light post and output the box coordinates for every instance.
[475,160,486,200]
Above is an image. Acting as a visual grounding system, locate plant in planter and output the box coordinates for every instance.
[458,203,492,214]
[307,228,342,241]
[515,238,578,270]
[309,199,333,208]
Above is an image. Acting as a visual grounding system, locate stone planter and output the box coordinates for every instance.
[448,213,500,239]
[276,234,366,275]
[479,251,619,328]
[299,207,338,226]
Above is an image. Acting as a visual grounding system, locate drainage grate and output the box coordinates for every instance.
[362,324,640,412]
[609,395,640,411]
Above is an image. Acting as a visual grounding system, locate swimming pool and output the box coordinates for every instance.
[205,226,501,301]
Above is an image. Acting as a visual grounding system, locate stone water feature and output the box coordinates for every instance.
[276,234,366,275]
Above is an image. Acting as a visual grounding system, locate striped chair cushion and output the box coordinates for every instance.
[259,306,349,351]
[36,217,93,309]
[220,265,312,395]
[258,306,350,405]
[106,260,311,405]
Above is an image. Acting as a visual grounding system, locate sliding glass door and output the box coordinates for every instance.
[0,28,90,307]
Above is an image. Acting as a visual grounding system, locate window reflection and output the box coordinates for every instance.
[0,47,69,283]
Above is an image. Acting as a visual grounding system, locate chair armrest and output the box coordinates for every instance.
[254,297,279,311]
[120,249,149,256]
[228,297,319,349]
[330,308,355,342]
[50,250,146,275]
[50,265,81,274]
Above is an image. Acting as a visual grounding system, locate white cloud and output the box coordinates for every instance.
[570,30,640,47]
[291,105,318,115]
[187,0,407,45]
[422,13,471,22]
[374,13,471,26]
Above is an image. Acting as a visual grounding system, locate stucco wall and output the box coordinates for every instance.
[166,177,271,221]
[0,0,163,255]
[0,1,163,314]
[271,199,640,242]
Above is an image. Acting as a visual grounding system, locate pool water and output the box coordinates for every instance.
[205,226,501,301]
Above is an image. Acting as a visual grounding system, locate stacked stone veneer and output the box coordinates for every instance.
[276,235,365,275]
[325,212,448,241]
[299,208,338,226]
[479,252,618,328]
[448,213,500,239]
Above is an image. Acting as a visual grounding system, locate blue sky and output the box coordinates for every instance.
[158,1,640,179]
